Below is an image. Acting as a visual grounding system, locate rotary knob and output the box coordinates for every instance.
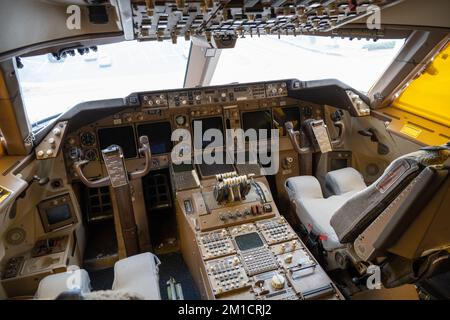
[291,240,297,250]
[284,254,293,264]
[52,128,61,136]
[48,138,56,148]
[271,273,285,290]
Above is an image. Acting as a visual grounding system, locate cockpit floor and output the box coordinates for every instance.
[89,267,114,291]
[158,252,201,300]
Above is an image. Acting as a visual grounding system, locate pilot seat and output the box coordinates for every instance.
[35,252,161,300]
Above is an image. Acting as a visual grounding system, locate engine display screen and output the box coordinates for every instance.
[242,110,273,140]
[192,117,224,148]
[137,122,173,155]
[273,106,301,136]
[98,126,137,159]
[234,232,264,251]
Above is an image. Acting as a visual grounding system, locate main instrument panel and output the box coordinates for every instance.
[59,79,342,180]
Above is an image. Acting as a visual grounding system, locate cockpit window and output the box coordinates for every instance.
[17,40,191,125]
[211,36,405,93]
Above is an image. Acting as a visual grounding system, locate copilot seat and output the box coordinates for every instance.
[285,144,450,287]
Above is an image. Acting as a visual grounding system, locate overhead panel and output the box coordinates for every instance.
[131,0,401,43]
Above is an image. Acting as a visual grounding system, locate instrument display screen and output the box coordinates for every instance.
[242,110,273,140]
[234,232,264,251]
[273,106,301,136]
[98,126,137,159]
[38,194,78,233]
[46,204,71,225]
[137,121,172,155]
[192,117,224,148]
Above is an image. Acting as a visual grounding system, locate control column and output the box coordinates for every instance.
[73,136,152,257]
[102,145,140,256]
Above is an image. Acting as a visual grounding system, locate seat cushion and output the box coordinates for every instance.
[112,252,161,300]
[286,175,356,250]
[35,267,91,300]
[325,167,366,195]
[297,193,356,250]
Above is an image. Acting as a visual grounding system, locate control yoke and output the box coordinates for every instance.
[72,136,152,257]
[285,111,345,155]
[73,135,152,188]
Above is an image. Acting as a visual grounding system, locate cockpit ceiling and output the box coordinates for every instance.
[1,0,449,59]
[130,0,401,42]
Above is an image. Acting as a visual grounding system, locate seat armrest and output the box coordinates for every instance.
[325,167,366,195]
[285,176,324,200]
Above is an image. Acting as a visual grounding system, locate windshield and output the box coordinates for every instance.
[211,36,405,93]
[17,40,191,125]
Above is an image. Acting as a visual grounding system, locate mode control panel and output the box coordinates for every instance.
[143,81,288,108]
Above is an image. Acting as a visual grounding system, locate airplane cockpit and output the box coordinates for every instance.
[0,0,449,301]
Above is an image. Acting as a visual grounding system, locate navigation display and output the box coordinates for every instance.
[192,117,224,148]
[98,126,137,159]
[273,106,301,136]
[137,122,173,155]
[242,110,273,140]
